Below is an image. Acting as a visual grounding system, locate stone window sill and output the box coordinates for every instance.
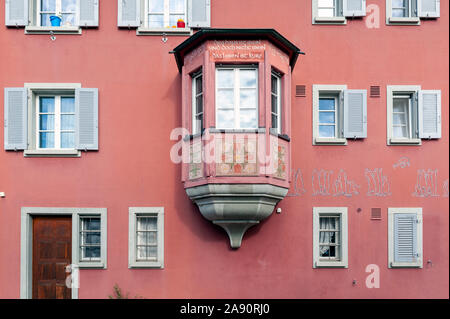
[389,138,422,146]
[314,137,348,145]
[25,26,82,35]
[24,149,81,157]
[313,16,347,25]
[137,27,192,36]
[388,17,420,25]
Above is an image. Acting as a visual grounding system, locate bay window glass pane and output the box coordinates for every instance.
[240,109,257,129]
[272,114,278,129]
[195,76,202,95]
[61,132,75,148]
[240,89,257,108]
[271,94,277,113]
[39,132,55,148]
[217,110,234,129]
[40,97,55,113]
[148,14,164,27]
[319,112,335,124]
[319,125,335,138]
[217,70,234,88]
[196,96,203,114]
[271,76,278,94]
[40,115,55,130]
[217,89,234,108]
[240,70,257,88]
[149,0,164,12]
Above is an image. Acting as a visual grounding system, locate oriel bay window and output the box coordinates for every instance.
[215,66,258,130]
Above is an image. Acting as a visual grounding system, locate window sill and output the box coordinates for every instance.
[78,262,106,269]
[129,262,164,269]
[387,17,420,25]
[209,128,266,134]
[136,27,192,36]
[314,261,348,268]
[389,138,422,146]
[389,262,422,269]
[24,149,81,157]
[313,16,347,25]
[269,129,291,142]
[314,137,348,145]
[25,26,82,35]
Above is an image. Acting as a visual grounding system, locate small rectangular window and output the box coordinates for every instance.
[146,0,187,28]
[79,216,102,262]
[313,207,348,268]
[318,0,338,17]
[392,0,411,17]
[313,0,346,24]
[216,67,258,130]
[318,96,338,138]
[392,95,413,139]
[271,72,282,134]
[386,0,420,24]
[129,207,164,268]
[38,0,79,27]
[192,72,203,135]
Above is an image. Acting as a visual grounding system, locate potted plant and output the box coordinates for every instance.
[49,12,62,27]
[177,18,186,28]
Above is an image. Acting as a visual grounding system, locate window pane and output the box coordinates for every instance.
[393,113,406,125]
[137,217,157,231]
[195,76,202,95]
[62,0,77,11]
[40,115,55,130]
[240,109,257,129]
[61,13,76,26]
[271,76,278,94]
[319,98,335,111]
[39,132,54,148]
[82,218,100,231]
[393,98,409,113]
[148,14,164,27]
[319,125,335,138]
[320,245,330,257]
[217,89,234,108]
[41,0,56,11]
[61,97,75,113]
[82,246,100,259]
[318,8,335,17]
[240,88,257,108]
[149,0,164,12]
[137,232,157,246]
[271,94,278,113]
[196,96,203,114]
[319,112,335,124]
[271,114,278,129]
[240,70,257,88]
[41,13,53,26]
[392,8,406,17]
[61,115,75,130]
[217,70,234,88]
[170,0,185,12]
[40,97,55,113]
[217,110,235,129]
[84,233,101,245]
[195,115,203,132]
[318,0,334,7]
[137,246,157,260]
[394,126,409,138]
[61,132,75,148]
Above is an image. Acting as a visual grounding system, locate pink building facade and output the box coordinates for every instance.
[0,0,448,299]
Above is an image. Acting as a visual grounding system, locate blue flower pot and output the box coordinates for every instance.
[50,16,62,27]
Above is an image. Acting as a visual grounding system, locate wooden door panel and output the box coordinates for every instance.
[33,216,72,299]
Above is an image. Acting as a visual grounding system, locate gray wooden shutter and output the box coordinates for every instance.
[394,214,418,263]
[419,90,441,139]
[188,0,211,28]
[343,89,367,138]
[5,0,28,26]
[343,0,366,17]
[75,88,98,150]
[118,0,140,27]
[419,0,440,18]
[4,88,28,150]
[80,0,99,27]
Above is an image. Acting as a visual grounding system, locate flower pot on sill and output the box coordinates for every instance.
[50,16,62,27]
[177,20,186,28]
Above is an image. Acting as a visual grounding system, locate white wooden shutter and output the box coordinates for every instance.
[80,0,99,27]
[118,0,140,27]
[4,88,28,150]
[419,0,440,18]
[343,0,366,17]
[5,0,28,26]
[394,214,418,263]
[419,90,441,139]
[75,88,98,150]
[188,0,211,28]
[343,89,367,138]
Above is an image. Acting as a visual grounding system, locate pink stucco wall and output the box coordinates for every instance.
[0,0,448,299]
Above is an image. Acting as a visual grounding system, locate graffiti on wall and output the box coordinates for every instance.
[365,168,391,197]
[393,157,410,169]
[412,169,440,198]
[312,169,360,197]
[287,169,307,197]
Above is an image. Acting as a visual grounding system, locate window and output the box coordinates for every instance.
[313,207,348,268]
[129,207,164,268]
[215,67,258,130]
[312,85,367,145]
[386,0,440,24]
[38,0,79,27]
[192,71,203,135]
[388,208,423,268]
[36,95,76,150]
[318,0,341,17]
[4,84,99,157]
[5,0,99,32]
[312,0,367,24]
[79,216,101,262]
[271,71,282,135]
[145,0,186,28]
[387,86,441,145]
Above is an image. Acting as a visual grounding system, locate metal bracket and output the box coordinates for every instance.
[162,32,168,43]
[50,31,56,41]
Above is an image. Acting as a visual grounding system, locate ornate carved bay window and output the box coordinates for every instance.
[172,29,303,248]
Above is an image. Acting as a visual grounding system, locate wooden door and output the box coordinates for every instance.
[33,216,72,299]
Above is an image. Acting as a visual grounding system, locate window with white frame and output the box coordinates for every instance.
[129,207,164,268]
[317,0,342,18]
[313,85,367,145]
[36,95,76,150]
[145,0,187,28]
[312,0,367,24]
[388,208,423,268]
[38,0,79,27]
[313,207,348,268]
[271,71,282,135]
[387,85,441,145]
[79,215,101,262]
[216,67,258,130]
[4,84,99,156]
[385,0,442,24]
[192,71,203,135]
